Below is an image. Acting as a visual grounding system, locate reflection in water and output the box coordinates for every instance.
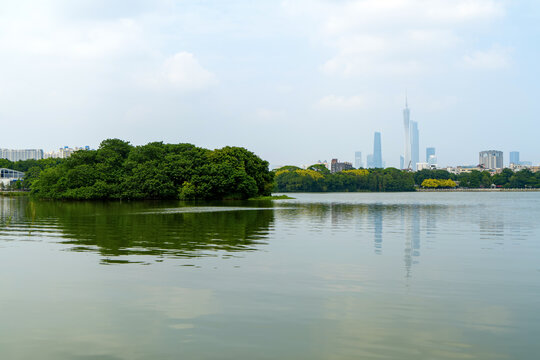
[1,193,540,360]
[373,208,383,255]
[3,199,275,263]
[404,205,421,278]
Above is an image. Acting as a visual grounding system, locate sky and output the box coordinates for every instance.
[0,0,538,168]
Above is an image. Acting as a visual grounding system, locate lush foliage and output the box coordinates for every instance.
[414,169,452,185]
[421,178,457,188]
[491,168,540,188]
[26,139,273,200]
[414,168,540,189]
[0,157,65,191]
[274,166,415,192]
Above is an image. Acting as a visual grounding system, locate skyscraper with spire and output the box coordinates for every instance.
[403,96,411,169]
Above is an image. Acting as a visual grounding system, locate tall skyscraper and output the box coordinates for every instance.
[400,156,404,169]
[403,98,411,168]
[410,121,419,169]
[373,132,382,168]
[426,147,435,162]
[479,150,503,169]
[509,151,520,165]
[354,151,363,168]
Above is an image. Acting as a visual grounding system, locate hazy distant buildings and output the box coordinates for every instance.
[426,147,435,162]
[416,163,430,171]
[479,150,503,169]
[44,146,91,159]
[402,98,421,170]
[367,154,374,169]
[400,156,404,169]
[354,151,363,169]
[1,145,91,163]
[427,155,437,167]
[0,149,43,162]
[410,121,419,169]
[330,159,353,173]
[373,132,382,168]
[509,151,519,165]
[403,99,411,168]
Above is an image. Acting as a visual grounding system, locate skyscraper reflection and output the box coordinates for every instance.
[374,208,383,255]
[404,205,421,278]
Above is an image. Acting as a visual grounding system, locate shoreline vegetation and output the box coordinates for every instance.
[273,165,540,193]
[248,195,295,200]
[1,142,539,200]
[2,139,274,200]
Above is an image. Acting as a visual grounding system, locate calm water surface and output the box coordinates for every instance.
[0,193,539,359]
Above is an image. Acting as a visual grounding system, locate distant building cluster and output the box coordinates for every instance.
[0,146,91,162]
[401,98,434,171]
[44,146,91,159]
[324,98,537,175]
[0,149,44,162]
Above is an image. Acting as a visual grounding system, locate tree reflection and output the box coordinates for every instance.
[20,200,274,261]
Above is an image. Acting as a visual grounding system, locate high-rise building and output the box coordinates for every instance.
[373,132,383,168]
[0,149,44,162]
[354,151,363,169]
[367,154,374,168]
[426,147,435,162]
[510,151,520,165]
[400,156,404,169]
[427,155,437,167]
[479,150,503,169]
[403,98,410,169]
[410,121,419,169]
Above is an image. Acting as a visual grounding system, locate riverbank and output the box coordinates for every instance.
[0,191,30,197]
[417,188,540,192]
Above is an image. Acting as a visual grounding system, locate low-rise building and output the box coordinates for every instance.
[0,168,24,187]
[330,159,353,173]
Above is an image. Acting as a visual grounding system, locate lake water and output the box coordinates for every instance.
[1,193,539,359]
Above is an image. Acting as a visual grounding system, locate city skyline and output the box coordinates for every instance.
[0,1,538,168]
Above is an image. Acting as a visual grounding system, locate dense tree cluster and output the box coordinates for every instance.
[3,151,540,196]
[274,166,415,192]
[421,178,457,188]
[491,168,540,188]
[415,168,540,188]
[19,139,273,200]
[274,166,540,192]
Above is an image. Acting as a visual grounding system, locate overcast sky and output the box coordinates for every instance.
[0,0,538,168]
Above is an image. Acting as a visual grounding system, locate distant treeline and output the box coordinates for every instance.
[274,165,415,192]
[274,165,540,192]
[414,168,540,189]
[2,139,274,200]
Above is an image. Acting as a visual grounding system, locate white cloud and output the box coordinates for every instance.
[462,46,510,70]
[152,52,217,91]
[318,95,370,110]
[0,14,144,60]
[283,0,506,77]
